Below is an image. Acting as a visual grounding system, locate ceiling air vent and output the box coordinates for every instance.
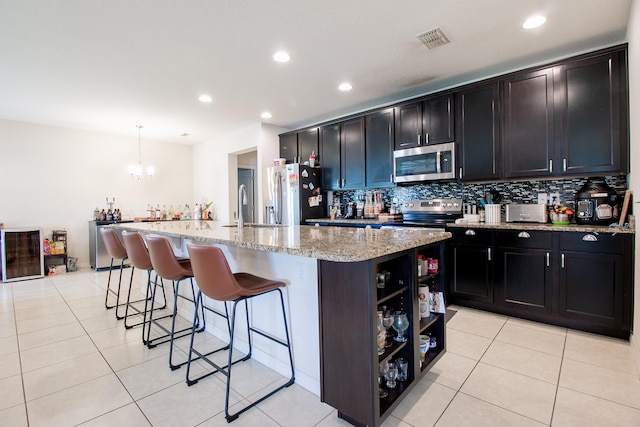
[416,28,450,49]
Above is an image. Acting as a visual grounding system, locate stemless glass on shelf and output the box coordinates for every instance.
[391,311,409,342]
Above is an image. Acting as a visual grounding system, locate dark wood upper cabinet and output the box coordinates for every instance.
[320,123,341,190]
[456,82,500,182]
[319,118,365,190]
[423,94,455,145]
[554,50,628,175]
[394,101,422,149]
[341,118,366,190]
[502,46,628,180]
[298,128,319,164]
[394,94,454,149]
[365,108,395,188]
[279,133,297,164]
[502,68,555,179]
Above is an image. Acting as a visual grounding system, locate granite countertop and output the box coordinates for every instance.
[306,217,387,225]
[447,219,635,234]
[110,220,451,263]
[307,217,635,234]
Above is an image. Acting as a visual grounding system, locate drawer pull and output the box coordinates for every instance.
[546,252,550,267]
[465,229,476,236]
[561,253,565,269]
[517,231,530,238]
[582,234,598,242]
[487,247,492,261]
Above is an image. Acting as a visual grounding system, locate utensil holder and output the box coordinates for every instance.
[485,204,501,224]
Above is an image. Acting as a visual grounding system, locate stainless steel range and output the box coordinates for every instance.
[383,198,463,231]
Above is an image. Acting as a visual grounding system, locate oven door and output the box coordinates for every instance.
[393,142,456,183]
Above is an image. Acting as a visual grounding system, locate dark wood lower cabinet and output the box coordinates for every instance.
[449,228,493,303]
[318,243,446,427]
[495,231,553,314]
[448,228,633,339]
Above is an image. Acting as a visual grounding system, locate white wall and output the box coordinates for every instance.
[0,119,193,267]
[627,0,640,361]
[192,122,286,223]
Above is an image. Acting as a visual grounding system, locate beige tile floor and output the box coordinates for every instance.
[2,268,640,426]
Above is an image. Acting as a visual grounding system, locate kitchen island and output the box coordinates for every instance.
[111,220,451,426]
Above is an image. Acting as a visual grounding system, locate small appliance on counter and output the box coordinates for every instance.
[505,204,548,223]
[575,178,619,225]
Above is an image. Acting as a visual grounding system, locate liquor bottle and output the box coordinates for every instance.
[106,208,113,221]
[155,204,161,219]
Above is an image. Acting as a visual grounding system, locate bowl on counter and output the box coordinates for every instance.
[550,213,570,225]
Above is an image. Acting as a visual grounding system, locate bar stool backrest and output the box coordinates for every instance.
[145,235,192,281]
[100,228,127,260]
[121,231,152,271]
[187,243,244,301]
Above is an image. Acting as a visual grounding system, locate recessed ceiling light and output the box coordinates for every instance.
[198,94,212,103]
[261,112,272,119]
[339,83,352,91]
[273,51,290,63]
[522,15,547,29]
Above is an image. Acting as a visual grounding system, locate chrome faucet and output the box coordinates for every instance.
[237,184,248,228]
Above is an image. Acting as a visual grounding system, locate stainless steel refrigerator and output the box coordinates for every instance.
[264,164,324,225]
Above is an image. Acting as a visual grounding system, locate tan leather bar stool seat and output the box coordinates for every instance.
[145,235,204,370]
[185,243,295,423]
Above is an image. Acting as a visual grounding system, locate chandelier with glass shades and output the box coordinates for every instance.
[128,125,155,180]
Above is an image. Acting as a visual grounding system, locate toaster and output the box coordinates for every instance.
[505,204,548,223]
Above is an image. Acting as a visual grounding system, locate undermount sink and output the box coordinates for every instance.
[222,223,289,228]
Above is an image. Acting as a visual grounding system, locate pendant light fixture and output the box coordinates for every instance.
[128,125,155,180]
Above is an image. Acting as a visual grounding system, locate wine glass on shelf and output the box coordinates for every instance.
[382,311,394,347]
[391,311,409,342]
[378,360,389,398]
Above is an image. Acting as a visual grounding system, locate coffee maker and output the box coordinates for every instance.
[575,178,619,225]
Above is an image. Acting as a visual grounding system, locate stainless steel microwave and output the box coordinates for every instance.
[393,142,456,183]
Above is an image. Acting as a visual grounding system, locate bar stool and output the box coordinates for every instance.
[185,242,295,423]
[121,231,168,333]
[100,228,132,320]
[145,235,205,370]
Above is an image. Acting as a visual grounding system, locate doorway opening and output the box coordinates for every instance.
[237,150,257,224]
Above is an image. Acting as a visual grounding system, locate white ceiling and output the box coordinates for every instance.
[0,0,632,145]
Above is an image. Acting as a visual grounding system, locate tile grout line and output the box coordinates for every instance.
[548,328,568,426]
[10,281,31,427]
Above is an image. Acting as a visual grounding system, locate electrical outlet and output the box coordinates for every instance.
[537,193,548,205]
[550,192,560,205]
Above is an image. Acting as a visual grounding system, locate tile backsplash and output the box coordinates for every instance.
[333,175,628,211]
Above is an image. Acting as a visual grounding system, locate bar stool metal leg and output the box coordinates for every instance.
[104,256,126,318]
